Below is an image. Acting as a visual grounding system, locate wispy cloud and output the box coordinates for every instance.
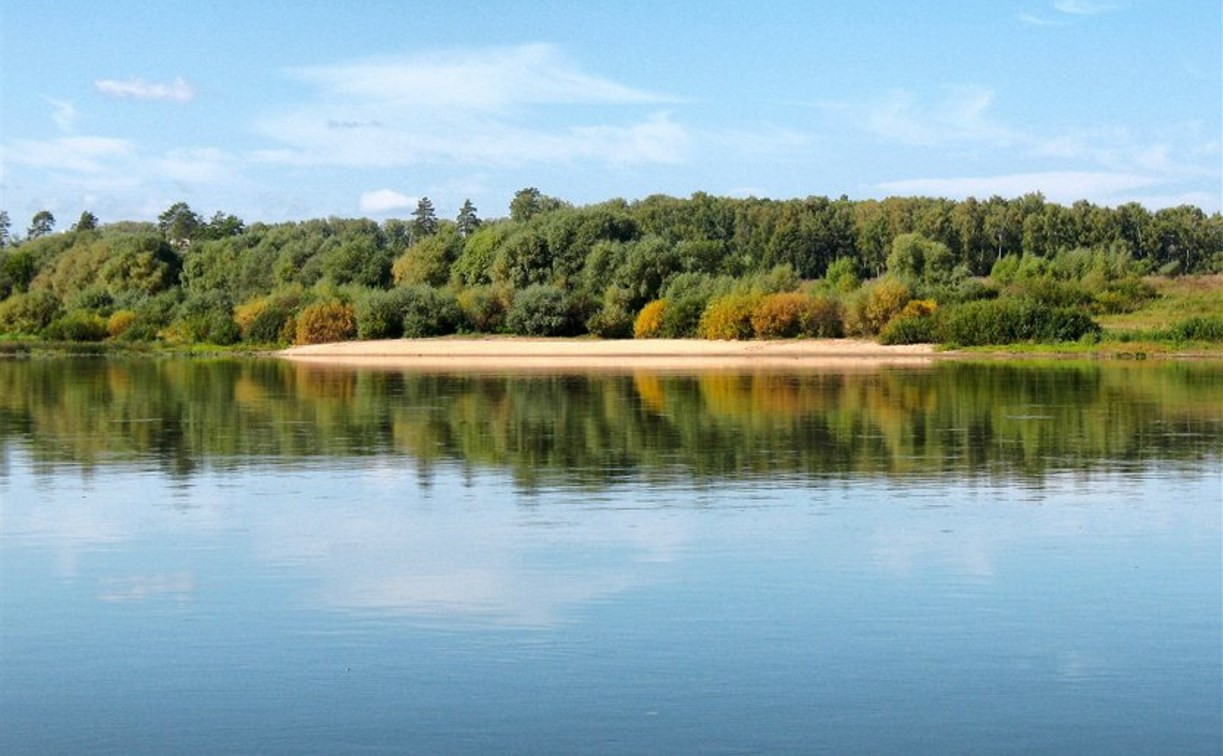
[42,97,78,133]
[1017,12,1068,26]
[359,189,417,214]
[2,136,133,173]
[1053,0,1117,15]
[94,76,195,103]
[878,171,1157,203]
[289,44,673,111]
[842,86,1024,147]
[256,45,689,170]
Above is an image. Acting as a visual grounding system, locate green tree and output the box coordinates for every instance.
[510,187,543,222]
[73,211,99,233]
[456,199,481,237]
[28,210,55,239]
[203,211,244,239]
[158,202,201,246]
[411,197,438,238]
[0,210,10,248]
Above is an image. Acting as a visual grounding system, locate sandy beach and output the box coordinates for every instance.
[278,337,938,372]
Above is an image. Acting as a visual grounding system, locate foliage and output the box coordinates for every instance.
[845,277,911,336]
[748,292,846,339]
[392,229,460,287]
[878,313,937,345]
[1169,315,1223,342]
[42,311,108,342]
[935,300,1100,346]
[824,257,860,293]
[398,285,463,338]
[803,296,846,338]
[504,284,575,336]
[633,300,667,339]
[165,291,239,345]
[294,299,357,345]
[452,224,510,286]
[236,290,303,344]
[457,285,511,334]
[0,290,62,334]
[698,293,761,340]
[28,210,55,239]
[1,191,1219,345]
[586,286,634,339]
[659,294,707,338]
[107,310,138,340]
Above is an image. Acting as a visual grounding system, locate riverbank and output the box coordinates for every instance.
[278,337,940,371]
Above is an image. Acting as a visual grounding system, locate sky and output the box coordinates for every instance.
[0,0,1219,227]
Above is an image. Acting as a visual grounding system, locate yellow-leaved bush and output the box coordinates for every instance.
[633,299,667,339]
[697,294,760,340]
[294,299,356,345]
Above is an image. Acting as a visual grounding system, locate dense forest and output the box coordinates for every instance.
[1,189,1220,346]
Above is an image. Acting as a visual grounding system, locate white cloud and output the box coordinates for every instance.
[251,45,689,172]
[42,97,78,133]
[153,147,235,184]
[2,136,132,173]
[94,76,195,103]
[856,87,1024,147]
[877,171,1158,204]
[289,44,672,111]
[359,189,417,214]
[1017,12,1068,26]
[1054,0,1117,15]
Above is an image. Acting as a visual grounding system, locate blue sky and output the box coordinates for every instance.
[1,0,1219,226]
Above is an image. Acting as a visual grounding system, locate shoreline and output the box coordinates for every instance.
[277,337,941,371]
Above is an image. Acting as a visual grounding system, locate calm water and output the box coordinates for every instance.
[1,358,1220,755]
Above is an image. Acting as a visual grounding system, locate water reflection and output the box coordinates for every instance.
[2,359,1220,754]
[1,358,1220,485]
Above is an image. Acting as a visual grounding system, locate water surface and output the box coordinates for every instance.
[2,358,1220,754]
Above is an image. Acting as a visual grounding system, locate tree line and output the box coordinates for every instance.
[0,189,1219,346]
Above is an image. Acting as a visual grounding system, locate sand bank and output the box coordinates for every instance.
[278,337,938,372]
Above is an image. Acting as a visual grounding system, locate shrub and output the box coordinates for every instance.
[294,299,357,345]
[1170,315,1223,342]
[65,285,114,315]
[824,257,860,293]
[1091,275,1156,314]
[399,286,463,338]
[457,285,511,333]
[879,314,937,345]
[897,299,938,319]
[241,291,303,344]
[586,287,633,339]
[935,300,1100,346]
[42,311,108,342]
[165,292,240,345]
[107,310,138,339]
[0,290,62,335]
[633,299,667,339]
[357,288,409,340]
[659,294,706,338]
[233,298,268,335]
[698,293,760,340]
[116,290,182,341]
[878,300,937,345]
[804,296,845,338]
[505,284,574,336]
[751,292,813,339]
[845,278,910,336]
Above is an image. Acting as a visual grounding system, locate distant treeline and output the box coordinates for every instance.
[0,190,1219,345]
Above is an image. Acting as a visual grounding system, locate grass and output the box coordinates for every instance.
[1096,274,1223,332]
